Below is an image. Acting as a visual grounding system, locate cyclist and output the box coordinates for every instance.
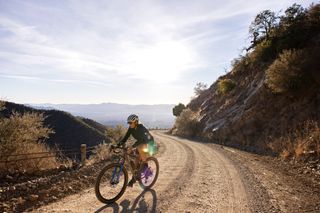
[118,114,154,187]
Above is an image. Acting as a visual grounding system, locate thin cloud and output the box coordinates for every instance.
[0,73,109,86]
[0,0,314,104]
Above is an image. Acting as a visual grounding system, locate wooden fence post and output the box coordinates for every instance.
[81,144,87,165]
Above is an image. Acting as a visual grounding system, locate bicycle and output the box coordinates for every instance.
[95,144,159,204]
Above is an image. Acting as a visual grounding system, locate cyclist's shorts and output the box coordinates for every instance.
[137,143,149,161]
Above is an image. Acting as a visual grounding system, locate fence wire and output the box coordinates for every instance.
[0,144,98,163]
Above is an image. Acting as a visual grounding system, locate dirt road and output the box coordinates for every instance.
[35,131,319,212]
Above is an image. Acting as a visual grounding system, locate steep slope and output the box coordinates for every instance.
[77,116,107,135]
[186,4,320,155]
[2,101,109,151]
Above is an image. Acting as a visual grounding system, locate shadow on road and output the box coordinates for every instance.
[94,189,157,213]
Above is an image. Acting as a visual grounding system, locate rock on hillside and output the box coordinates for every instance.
[189,63,320,153]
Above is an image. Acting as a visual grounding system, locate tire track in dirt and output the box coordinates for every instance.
[151,132,196,212]
[206,145,249,212]
[159,134,250,213]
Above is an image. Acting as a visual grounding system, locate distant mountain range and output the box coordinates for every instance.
[28,103,175,128]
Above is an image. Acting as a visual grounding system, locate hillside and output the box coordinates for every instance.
[176,4,320,157]
[2,101,109,151]
[77,116,107,135]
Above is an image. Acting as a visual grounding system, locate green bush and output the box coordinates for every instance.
[172,103,186,117]
[266,49,307,93]
[217,79,236,95]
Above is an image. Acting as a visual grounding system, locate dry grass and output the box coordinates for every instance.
[88,143,110,164]
[0,104,62,173]
[88,125,127,164]
[105,125,126,143]
[0,100,4,112]
[280,149,291,159]
[268,120,320,160]
[88,123,145,164]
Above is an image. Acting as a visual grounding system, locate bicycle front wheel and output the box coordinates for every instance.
[95,163,128,204]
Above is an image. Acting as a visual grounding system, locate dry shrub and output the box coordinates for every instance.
[0,109,59,173]
[105,125,126,143]
[266,48,307,93]
[88,125,127,164]
[174,108,200,138]
[230,54,251,75]
[88,143,110,164]
[268,120,320,160]
[280,149,291,159]
[249,39,274,63]
[217,79,236,95]
[0,100,4,112]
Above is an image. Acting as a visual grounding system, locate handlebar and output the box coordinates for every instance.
[109,144,137,157]
[110,144,125,153]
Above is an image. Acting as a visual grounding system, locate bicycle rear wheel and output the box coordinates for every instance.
[138,157,159,189]
[95,163,128,204]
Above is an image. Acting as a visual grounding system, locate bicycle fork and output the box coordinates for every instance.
[111,159,124,184]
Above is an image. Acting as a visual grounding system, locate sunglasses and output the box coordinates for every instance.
[127,122,134,124]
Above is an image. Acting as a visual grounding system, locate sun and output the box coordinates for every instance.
[121,41,196,83]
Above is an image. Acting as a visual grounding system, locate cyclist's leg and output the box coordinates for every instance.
[137,143,148,163]
[137,143,149,172]
[128,145,143,187]
[128,163,137,187]
[128,144,149,187]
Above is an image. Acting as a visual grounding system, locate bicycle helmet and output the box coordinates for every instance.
[127,114,139,123]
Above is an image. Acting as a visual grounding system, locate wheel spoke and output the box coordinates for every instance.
[95,163,128,203]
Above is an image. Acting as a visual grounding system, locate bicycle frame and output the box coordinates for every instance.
[111,147,138,183]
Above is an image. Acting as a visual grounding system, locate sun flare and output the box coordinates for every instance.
[121,41,196,83]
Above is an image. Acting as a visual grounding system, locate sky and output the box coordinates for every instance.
[0,0,315,105]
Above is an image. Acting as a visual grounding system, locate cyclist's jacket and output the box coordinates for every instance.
[119,124,154,148]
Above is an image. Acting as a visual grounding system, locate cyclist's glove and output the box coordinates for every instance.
[110,143,120,150]
[116,142,123,148]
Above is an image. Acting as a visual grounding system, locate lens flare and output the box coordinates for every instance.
[143,147,149,152]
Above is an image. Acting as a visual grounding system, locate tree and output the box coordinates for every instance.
[248,10,278,50]
[280,3,305,26]
[172,103,186,117]
[194,82,207,96]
